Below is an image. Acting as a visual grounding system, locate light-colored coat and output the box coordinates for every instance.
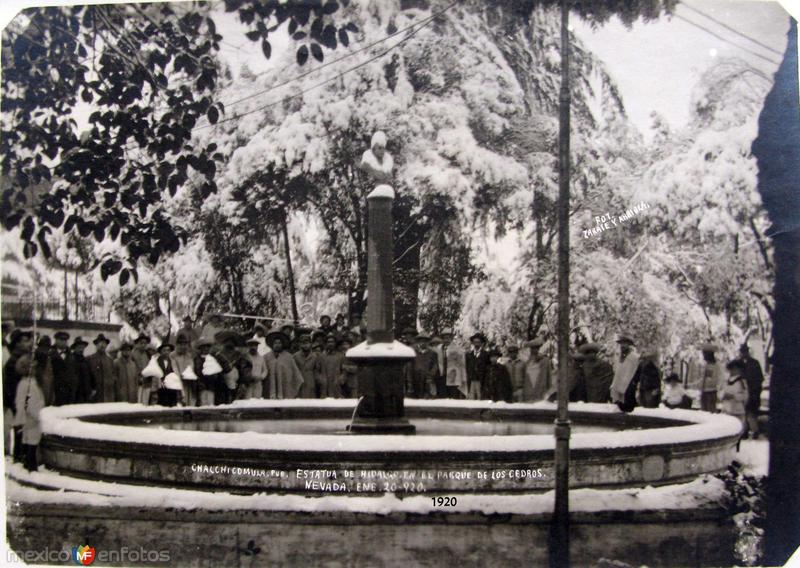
[13,377,45,445]
[720,376,749,418]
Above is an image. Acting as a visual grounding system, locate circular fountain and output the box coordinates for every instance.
[38,400,741,494]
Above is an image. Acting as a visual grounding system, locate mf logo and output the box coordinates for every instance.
[72,545,96,566]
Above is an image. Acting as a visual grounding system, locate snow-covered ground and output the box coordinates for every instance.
[736,438,769,478]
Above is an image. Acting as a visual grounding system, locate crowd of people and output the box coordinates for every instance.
[1,313,766,472]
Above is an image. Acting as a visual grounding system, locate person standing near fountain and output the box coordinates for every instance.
[88,334,116,403]
[71,337,93,404]
[523,337,552,401]
[294,335,321,399]
[131,334,152,405]
[695,343,723,413]
[265,333,304,399]
[466,333,490,400]
[412,333,439,399]
[580,343,613,403]
[114,343,139,404]
[194,337,223,406]
[319,335,344,398]
[611,336,641,412]
[504,345,526,402]
[172,333,197,406]
[12,355,45,471]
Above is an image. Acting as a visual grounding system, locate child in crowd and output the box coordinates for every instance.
[13,355,45,471]
[662,373,691,409]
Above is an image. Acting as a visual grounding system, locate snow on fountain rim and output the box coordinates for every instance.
[5,463,728,515]
[39,400,742,454]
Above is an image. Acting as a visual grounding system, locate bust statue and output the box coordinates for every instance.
[359,131,394,184]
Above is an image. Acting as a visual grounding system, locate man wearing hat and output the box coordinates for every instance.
[293,335,320,398]
[486,348,513,402]
[194,337,224,406]
[88,333,117,403]
[265,332,304,399]
[434,329,464,399]
[579,343,613,403]
[48,331,76,406]
[466,332,490,400]
[216,334,249,404]
[318,334,344,398]
[242,338,268,400]
[523,337,552,402]
[251,323,273,358]
[177,315,200,345]
[114,343,139,403]
[412,333,439,399]
[4,330,32,460]
[153,342,180,407]
[318,315,334,336]
[737,343,765,439]
[694,343,723,413]
[610,335,642,412]
[172,332,198,405]
[71,337,94,404]
[637,349,662,408]
[504,345,526,402]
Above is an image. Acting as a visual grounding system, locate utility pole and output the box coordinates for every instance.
[550,0,572,566]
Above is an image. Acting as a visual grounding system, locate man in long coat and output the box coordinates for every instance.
[114,343,139,403]
[523,338,552,401]
[738,343,765,438]
[88,333,117,403]
[266,334,304,399]
[294,335,320,398]
[412,334,439,399]
[318,334,343,398]
[580,343,613,403]
[504,345,526,402]
[51,331,78,406]
[435,329,465,399]
[71,337,94,404]
[611,335,641,412]
[486,348,513,402]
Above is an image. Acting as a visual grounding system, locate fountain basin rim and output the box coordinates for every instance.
[40,401,743,454]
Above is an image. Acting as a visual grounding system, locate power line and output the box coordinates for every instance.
[194,10,443,132]
[680,2,783,56]
[217,1,457,112]
[673,13,781,66]
[121,2,456,151]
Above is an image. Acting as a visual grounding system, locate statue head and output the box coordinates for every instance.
[370,131,387,160]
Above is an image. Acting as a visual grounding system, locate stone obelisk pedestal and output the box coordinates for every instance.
[346,185,416,434]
